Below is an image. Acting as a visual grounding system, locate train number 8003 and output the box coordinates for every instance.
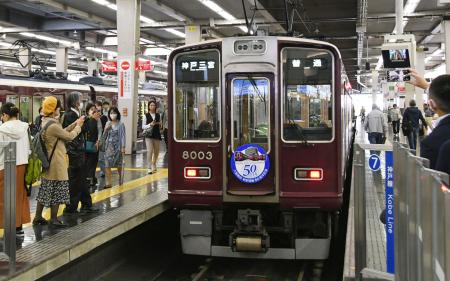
[182,151,213,160]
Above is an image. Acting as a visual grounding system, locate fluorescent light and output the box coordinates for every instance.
[31,48,55,55]
[107,4,117,10]
[198,0,235,21]
[91,0,109,5]
[144,47,172,56]
[239,26,248,33]
[153,70,167,76]
[20,32,73,46]
[86,46,117,56]
[140,38,155,44]
[0,42,12,48]
[140,16,155,24]
[165,28,186,38]
[431,48,443,57]
[403,0,420,15]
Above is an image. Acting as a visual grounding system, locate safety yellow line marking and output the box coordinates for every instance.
[17,168,168,231]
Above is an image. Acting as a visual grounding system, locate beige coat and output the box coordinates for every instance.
[41,117,81,181]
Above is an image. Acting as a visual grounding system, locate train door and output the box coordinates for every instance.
[225,74,275,196]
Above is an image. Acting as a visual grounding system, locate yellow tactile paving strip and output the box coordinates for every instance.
[2,168,168,234]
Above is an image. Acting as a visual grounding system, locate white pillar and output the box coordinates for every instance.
[18,48,31,71]
[444,19,450,74]
[56,47,68,73]
[185,25,201,45]
[415,49,425,110]
[371,70,379,106]
[395,0,403,35]
[87,58,99,76]
[117,0,140,154]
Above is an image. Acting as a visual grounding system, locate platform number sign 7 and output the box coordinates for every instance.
[368,154,381,171]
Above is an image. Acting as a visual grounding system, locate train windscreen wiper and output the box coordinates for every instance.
[286,94,308,145]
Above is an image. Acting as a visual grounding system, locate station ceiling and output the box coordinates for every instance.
[0,0,448,88]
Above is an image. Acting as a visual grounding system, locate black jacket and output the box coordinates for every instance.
[85,118,99,142]
[436,139,450,175]
[403,107,426,129]
[145,112,161,140]
[420,115,450,169]
[63,109,85,160]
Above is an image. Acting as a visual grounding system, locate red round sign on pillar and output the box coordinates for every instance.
[121,61,130,71]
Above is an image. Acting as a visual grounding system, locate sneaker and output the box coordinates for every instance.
[16,229,25,236]
[147,168,153,174]
[152,164,157,173]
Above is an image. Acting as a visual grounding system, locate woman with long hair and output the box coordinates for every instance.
[142,101,161,174]
[103,107,126,187]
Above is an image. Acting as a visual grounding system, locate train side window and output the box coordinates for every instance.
[281,47,334,142]
[174,50,220,142]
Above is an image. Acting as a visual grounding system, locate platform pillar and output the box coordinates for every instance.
[415,48,425,110]
[56,47,68,73]
[87,58,99,76]
[117,0,140,154]
[185,25,201,45]
[444,18,450,74]
[371,70,379,106]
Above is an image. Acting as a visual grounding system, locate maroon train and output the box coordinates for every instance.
[168,36,354,259]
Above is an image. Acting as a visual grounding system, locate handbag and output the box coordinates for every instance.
[142,125,154,138]
[85,140,97,153]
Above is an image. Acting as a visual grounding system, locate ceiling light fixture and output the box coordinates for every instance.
[86,46,118,56]
[164,28,186,38]
[140,16,155,24]
[198,0,248,33]
[91,0,110,5]
[153,70,168,75]
[20,32,73,46]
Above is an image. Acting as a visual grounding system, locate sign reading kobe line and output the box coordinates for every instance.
[230,144,270,184]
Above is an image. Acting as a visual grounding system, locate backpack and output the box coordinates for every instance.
[30,120,59,171]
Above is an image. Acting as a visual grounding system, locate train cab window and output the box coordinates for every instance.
[232,78,270,152]
[281,48,334,142]
[174,50,220,142]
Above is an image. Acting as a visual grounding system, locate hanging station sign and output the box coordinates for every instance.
[101,59,152,73]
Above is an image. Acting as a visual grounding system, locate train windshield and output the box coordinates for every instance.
[232,78,270,152]
[282,47,334,142]
[174,50,220,141]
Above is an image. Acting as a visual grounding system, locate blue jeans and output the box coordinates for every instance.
[407,127,420,150]
[368,132,383,155]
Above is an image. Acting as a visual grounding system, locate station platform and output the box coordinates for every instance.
[0,149,169,281]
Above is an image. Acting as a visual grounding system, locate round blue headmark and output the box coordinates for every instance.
[230,144,270,184]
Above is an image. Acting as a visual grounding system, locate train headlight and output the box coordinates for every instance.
[184,167,211,179]
[294,168,323,181]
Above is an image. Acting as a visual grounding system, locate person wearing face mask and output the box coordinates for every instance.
[95,101,108,178]
[0,103,31,235]
[33,96,85,227]
[142,100,161,174]
[62,92,98,215]
[84,103,102,189]
[103,107,126,188]
[408,70,450,169]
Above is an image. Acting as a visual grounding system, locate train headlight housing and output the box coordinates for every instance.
[294,168,323,181]
[184,167,211,179]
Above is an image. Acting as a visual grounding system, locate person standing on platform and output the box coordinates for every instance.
[103,107,126,188]
[408,70,450,169]
[364,104,387,145]
[0,103,31,235]
[143,101,161,174]
[84,103,102,189]
[34,97,84,227]
[102,101,110,116]
[95,101,108,178]
[402,99,427,151]
[389,104,401,138]
[63,92,98,215]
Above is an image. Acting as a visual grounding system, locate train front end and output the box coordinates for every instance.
[168,36,347,260]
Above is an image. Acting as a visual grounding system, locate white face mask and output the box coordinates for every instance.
[110,113,117,120]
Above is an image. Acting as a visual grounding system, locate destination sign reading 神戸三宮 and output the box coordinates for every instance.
[179,60,216,72]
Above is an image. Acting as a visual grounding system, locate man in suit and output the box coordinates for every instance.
[409,70,450,169]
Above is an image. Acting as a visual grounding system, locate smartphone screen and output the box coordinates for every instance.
[387,70,410,82]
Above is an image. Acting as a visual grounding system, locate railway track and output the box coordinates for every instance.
[188,258,324,281]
